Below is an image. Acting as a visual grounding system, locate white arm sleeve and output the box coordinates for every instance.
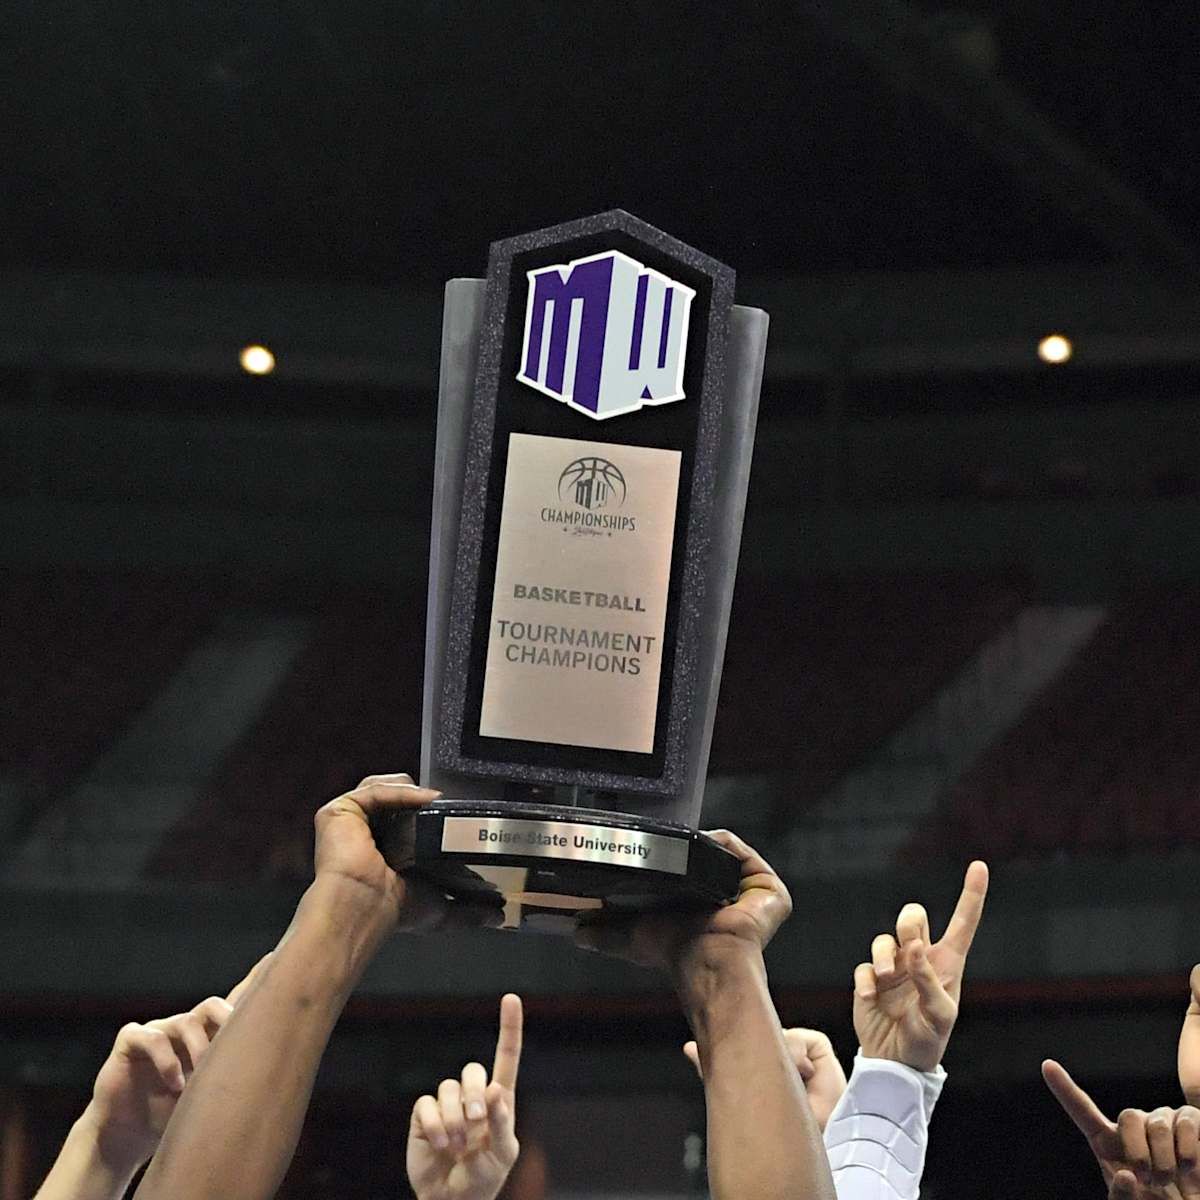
[822,1052,946,1200]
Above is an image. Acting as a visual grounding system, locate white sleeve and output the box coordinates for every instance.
[822,1052,946,1200]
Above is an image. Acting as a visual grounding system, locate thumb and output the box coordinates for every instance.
[682,1041,702,1079]
[906,941,956,1032]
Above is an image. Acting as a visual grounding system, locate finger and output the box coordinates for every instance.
[225,953,273,1007]
[461,1061,489,1124]
[161,1013,212,1075]
[700,830,792,912]
[438,1078,466,1152]
[895,902,931,949]
[491,993,523,1092]
[485,1080,518,1163]
[789,1028,847,1097]
[1181,964,1200,1104]
[1109,1169,1140,1199]
[783,1029,828,1078]
[682,1040,702,1078]
[905,940,957,1033]
[854,962,877,1000]
[871,933,899,980]
[1117,1108,1152,1178]
[1041,1060,1113,1139]
[1146,1107,1176,1175]
[793,1055,816,1081]
[787,1028,834,1057]
[353,774,436,807]
[412,1094,450,1153]
[116,1024,185,1093]
[317,777,441,827]
[358,771,415,788]
[702,829,779,882]
[190,995,234,1038]
[1177,1106,1200,1166]
[940,860,989,956]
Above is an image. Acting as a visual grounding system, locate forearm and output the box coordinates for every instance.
[34,1107,144,1200]
[680,942,835,1200]
[823,1053,945,1200]
[134,877,389,1200]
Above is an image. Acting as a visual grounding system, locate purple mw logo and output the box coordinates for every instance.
[517,250,695,420]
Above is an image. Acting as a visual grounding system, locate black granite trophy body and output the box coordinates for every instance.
[400,211,768,933]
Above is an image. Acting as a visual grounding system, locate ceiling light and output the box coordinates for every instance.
[1037,334,1072,365]
[239,344,276,375]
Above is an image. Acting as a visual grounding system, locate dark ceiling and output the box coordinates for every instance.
[6,1,1197,288]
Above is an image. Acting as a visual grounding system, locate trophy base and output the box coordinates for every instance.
[377,799,741,934]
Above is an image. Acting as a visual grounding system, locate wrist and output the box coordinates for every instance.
[865,1045,944,1074]
[72,1102,154,1176]
[674,938,767,1025]
[307,868,395,923]
[286,877,394,983]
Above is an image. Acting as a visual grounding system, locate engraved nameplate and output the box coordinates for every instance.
[440,815,690,875]
[478,432,681,753]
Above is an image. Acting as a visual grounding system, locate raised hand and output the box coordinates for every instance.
[575,830,792,972]
[852,860,988,1072]
[407,994,523,1200]
[84,952,269,1169]
[1180,965,1200,1107]
[312,772,441,927]
[1043,1060,1200,1199]
[684,1026,847,1130]
[88,997,232,1165]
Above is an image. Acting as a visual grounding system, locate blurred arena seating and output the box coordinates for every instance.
[146,588,427,882]
[18,570,1198,885]
[147,573,1023,883]
[0,570,222,844]
[711,573,1025,792]
[909,588,1200,861]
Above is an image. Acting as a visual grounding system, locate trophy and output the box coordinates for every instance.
[392,211,768,933]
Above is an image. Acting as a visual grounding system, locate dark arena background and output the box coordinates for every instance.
[4,3,1200,1198]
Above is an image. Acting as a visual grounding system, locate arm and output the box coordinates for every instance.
[683,940,830,1200]
[34,961,267,1200]
[33,1114,145,1200]
[136,878,385,1200]
[134,772,487,1200]
[828,861,988,1200]
[580,829,835,1200]
[822,1055,944,1200]
[407,994,523,1200]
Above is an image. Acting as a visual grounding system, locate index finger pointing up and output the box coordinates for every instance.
[492,993,523,1092]
[940,860,989,955]
[1042,1059,1113,1141]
